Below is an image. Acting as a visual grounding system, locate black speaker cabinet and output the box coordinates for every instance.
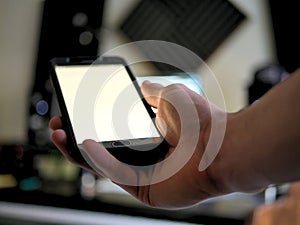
[28,0,105,146]
[268,1,300,73]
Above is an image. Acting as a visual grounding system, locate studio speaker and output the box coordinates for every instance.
[28,0,105,147]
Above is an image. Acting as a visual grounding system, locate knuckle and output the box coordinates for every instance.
[160,83,185,97]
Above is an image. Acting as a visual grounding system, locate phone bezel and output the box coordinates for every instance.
[49,56,169,166]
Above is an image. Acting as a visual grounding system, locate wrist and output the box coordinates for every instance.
[207,108,270,194]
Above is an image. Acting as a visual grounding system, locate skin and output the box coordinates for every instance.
[50,69,300,209]
[250,181,300,225]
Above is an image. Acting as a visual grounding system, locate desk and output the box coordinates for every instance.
[0,186,264,225]
[0,201,199,225]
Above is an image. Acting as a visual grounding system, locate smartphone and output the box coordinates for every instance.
[49,56,169,166]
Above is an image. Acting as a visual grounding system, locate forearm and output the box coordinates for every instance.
[244,69,300,184]
[211,69,300,193]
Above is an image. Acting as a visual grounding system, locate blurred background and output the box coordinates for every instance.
[0,0,297,224]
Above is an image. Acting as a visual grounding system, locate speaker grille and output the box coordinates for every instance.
[121,0,246,72]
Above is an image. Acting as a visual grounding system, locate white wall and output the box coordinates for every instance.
[201,0,276,111]
[0,0,276,143]
[0,0,43,143]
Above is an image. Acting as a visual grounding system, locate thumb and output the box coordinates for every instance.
[141,81,164,108]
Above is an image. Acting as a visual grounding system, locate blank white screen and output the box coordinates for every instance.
[55,64,160,144]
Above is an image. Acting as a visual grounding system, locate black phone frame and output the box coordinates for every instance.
[49,56,169,166]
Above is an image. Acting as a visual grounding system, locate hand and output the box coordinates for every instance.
[50,81,227,208]
[250,182,300,225]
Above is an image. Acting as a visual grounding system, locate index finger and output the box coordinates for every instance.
[49,116,63,130]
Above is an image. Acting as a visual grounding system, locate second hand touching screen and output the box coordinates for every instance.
[55,64,160,144]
